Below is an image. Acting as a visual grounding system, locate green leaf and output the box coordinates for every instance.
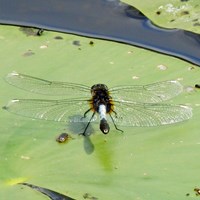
[123,0,200,34]
[0,25,200,200]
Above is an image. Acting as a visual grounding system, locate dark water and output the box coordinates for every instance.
[0,0,199,66]
[19,182,75,200]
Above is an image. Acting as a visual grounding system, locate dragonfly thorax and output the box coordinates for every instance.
[90,84,113,113]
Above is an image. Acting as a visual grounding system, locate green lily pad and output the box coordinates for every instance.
[123,0,200,34]
[0,25,200,200]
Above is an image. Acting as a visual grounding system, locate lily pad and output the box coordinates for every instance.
[0,25,200,200]
[123,0,200,34]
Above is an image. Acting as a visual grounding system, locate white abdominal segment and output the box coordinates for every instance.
[99,104,107,120]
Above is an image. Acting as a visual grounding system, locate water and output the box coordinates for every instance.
[0,0,199,65]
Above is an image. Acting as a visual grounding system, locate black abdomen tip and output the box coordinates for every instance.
[100,118,110,134]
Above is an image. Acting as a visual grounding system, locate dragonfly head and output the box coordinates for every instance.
[91,84,108,97]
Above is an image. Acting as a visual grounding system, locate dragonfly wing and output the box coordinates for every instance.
[108,101,192,127]
[3,98,97,123]
[5,72,91,97]
[109,80,183,103]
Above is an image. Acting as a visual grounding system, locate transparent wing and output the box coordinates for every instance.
[108,101,192,126]
[109,80,183,103]
[5,72,91,97]
[3,98,98,123]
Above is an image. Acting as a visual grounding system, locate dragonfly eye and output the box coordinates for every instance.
[91,84,109,97]
[91,84,108,91]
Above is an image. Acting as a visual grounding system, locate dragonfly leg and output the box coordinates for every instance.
[82,108,92,118]
[82,112,96,136]
[109,112,124,133]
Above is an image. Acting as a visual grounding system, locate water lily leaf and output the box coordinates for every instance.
[0,25,200,200]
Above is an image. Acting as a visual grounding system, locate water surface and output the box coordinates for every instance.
[0,0,199,65]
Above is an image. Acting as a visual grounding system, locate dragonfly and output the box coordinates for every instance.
[3,72,192,136]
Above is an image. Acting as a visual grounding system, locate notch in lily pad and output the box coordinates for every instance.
[19,182,75,200]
